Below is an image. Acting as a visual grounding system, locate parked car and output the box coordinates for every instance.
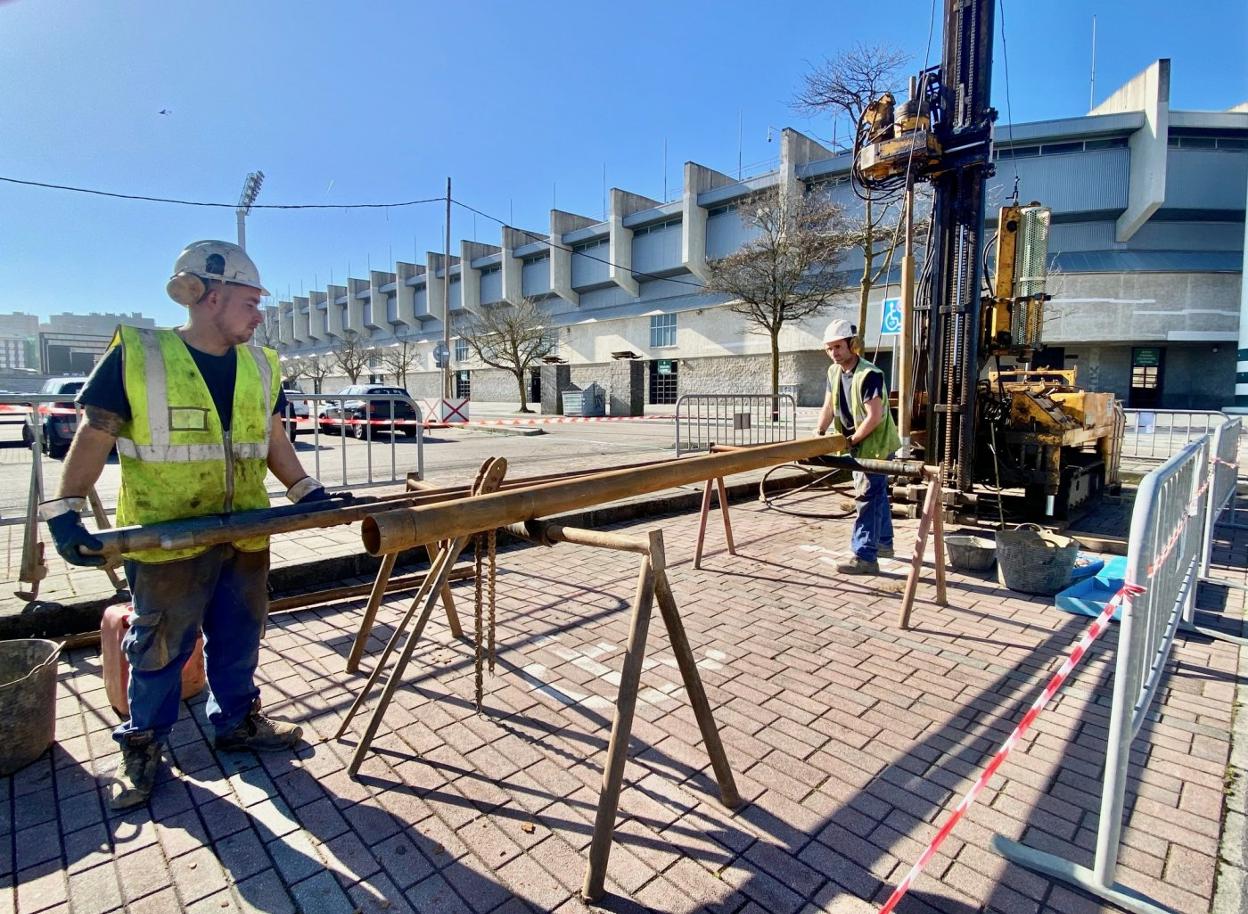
[22,377,87,459]
[279,390,310,441]
[318,385,420,439]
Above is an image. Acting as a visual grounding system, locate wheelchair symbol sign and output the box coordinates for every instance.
[880,298,902,336]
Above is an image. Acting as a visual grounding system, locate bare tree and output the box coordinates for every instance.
[457,298,557,413]
[705,187,852,398]
[332,332,371,385]
[377,339,422,390]
[795,43,912,344]
[299,353,335,394]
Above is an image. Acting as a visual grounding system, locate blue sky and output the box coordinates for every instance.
[2,0,1245,326]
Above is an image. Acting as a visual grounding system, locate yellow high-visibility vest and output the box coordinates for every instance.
[829,356,901,460]
[112,326,279,563]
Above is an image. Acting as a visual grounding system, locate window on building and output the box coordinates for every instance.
[708,202,739,217]
[650,313,677,348]
[454,338,469,363]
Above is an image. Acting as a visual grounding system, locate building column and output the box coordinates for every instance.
[292,296,310,346]
[682,162,734,281]
[326,284,347,339]
[461,241,499,314]
[609,189,661,296]
[1235,175,1248,411]
[550,209,596,305]
[395,262,423,326]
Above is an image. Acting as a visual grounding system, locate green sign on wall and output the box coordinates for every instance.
[656,360,674,375]
[1132,348,1161,368]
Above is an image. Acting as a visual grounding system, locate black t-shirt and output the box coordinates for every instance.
[829,362,885,438]
[77,341,286,433]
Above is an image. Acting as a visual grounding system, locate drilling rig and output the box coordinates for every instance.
[853,0,1122,519]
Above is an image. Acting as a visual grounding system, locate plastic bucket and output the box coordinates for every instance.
[0,639,62,776]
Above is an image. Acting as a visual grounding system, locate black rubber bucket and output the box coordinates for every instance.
[0,639,62,775]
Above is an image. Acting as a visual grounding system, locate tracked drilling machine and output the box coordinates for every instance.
[852,0,1121,520]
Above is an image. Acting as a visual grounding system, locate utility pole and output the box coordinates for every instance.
[443,176,452,402]
[236,171,264,250]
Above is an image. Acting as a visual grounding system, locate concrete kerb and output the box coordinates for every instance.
[0,463,847,641]
[1214,610,1248,914]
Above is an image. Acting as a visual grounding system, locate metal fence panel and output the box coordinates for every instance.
[0,393,424,530]
[1200,416,1244,577]
[1119,408,1226,461]
[674,394,797,456]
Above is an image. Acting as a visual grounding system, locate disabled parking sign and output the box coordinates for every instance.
[880,297,902,336]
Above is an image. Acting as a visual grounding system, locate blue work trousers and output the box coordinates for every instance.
[851,471,894,563]
[114,545,269,746]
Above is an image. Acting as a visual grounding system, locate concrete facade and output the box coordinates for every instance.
[261,60,1246,412]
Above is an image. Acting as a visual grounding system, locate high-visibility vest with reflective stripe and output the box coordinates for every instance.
[829,356,901,460]
[113,326,279,563]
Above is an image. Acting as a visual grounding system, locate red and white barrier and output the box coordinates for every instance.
[877,583,1145,914]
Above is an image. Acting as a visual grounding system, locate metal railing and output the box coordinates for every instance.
[0,391,424,528]
[1200,415,1244,578]
[283,392,424,489]
[1120,408,1228,461]
[998,435,1216,913]
[674,393,797,457]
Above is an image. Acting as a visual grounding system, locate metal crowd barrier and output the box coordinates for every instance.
[674,393,797,457]
[0,392,425,529]
[999,432,1228,913]
[1200,415,1245,578]
[1120,407,1228,461]
[282,392,425,490]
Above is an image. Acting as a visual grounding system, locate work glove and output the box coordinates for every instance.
[40,497,106,567]
[287,476,353,505]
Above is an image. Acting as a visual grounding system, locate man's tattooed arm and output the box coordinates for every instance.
[83,405,123,437]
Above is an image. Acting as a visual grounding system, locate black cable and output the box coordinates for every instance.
[998,0,1021,189]
[450,197,708,290]
[0,175,444,210]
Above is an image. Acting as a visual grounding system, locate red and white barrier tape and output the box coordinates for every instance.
[877,583,1146,914]
[461,414,674,426]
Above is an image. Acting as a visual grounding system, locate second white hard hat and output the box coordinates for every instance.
[166,240,269,306]
[823,318,857,344]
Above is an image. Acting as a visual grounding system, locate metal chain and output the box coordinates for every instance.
[488,529,497,673]
[473,533,484,711]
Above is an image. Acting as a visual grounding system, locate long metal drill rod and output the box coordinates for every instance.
[87,459,681,562]
[802,455,928,478]
[364,434,848,555]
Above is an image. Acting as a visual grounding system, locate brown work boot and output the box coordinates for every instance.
[214,700,303,752]
[836,557,881,575]
[877,546,895,559]
[109,733,162,811]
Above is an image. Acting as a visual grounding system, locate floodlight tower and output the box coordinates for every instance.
[236,171,265,250]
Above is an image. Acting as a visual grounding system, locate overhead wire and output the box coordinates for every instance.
[0,176,444,210]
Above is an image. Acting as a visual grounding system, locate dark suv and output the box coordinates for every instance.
[318,385,420,438]
[22,377,86,459]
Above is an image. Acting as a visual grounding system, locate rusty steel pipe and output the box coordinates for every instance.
[362,434,848,555]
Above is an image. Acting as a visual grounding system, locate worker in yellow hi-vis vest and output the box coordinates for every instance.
[40,241,344,810]
[815,318,901,575]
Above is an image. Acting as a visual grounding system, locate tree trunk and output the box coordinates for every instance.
[857,194,873,355]
[770,326,781,422]
[515,370,529,413]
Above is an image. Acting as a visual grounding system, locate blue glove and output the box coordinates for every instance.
[286,476,352,504]
[41,499,106,567]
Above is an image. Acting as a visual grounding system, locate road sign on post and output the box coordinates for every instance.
[433,342,450,369]
[880,297,902,336]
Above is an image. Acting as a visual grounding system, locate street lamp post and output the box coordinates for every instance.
[236,171,265,251]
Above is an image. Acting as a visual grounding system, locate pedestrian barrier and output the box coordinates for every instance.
[1120,407,1227,462]
[0,392,424,529]
[674,393,797,457]
[281,392,425,490]
[1200,415,1243,578]
[994,434,1216,914]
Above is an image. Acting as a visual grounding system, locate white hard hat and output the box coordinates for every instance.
[166,240,269,306]
[823,318,856,344]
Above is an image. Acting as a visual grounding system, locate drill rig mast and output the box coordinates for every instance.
[853,0,1120,518]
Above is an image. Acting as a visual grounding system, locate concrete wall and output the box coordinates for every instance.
[1046,272,1241,344]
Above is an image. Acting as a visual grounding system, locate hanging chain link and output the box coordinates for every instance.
[473,532,484,711]
[487,529,497,673]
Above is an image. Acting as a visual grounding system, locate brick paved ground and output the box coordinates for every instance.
[3,487,1244,914]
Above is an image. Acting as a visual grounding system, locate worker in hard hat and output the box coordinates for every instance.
[815,318,901,575]
[40,240,342,810]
